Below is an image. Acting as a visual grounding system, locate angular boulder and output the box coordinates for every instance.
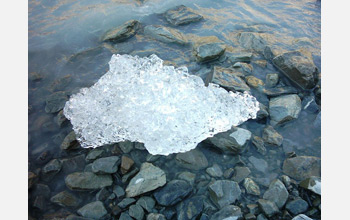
[263,179,289,208]
[154,180,192,206]
[164,5,203,26]
[208,180,241,208]
[175,148,208,170]
[269,94,301,126]
[282,156,321,180]
[65,172,113,190]
[101,20,140,42]
[144,25,187,44]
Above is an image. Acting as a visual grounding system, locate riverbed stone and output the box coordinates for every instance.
[154,180,192,206]
[126,162,166,197]
[56,110,67,127]
[29,172,38,189]
[86,149,104,161]
[61,154,86,173]
[252,135,267,155]
[272,51,318,90]
[208,180,241,208]
[243,178,261,196]
[65,172,113,190]
[227,52,253,63]
[96,187,110,201]
[60,131,79,150]
[257,103,269,120]
[118,198,136,209]
[175,148,208,170]
[177,171,196,185]
[246,76,264,89]
[263,179,289,208]
[238,32,267,52]
[209,127,252,154]
[299,176,321,195]
[164,5,203,26]
[266,73,279,87]
[206,66,250,92]
[248,156,268,173]
[129,204,144,220]
[262,125,283,146]
[206,164,223,177]
[42,159,62,181]
[210,205,242,220]
[263,86,298,97]
[292,214,313,220]
[147,213,166,220]
[269,94,301,126]
[45,91,68,113]
[136,196,155,213]
[257,199,279,217]
[121,155,135,174]
[119,141,134,153]
[91,156,120,174]
[77,201,107,219]
[232,166,251,183]
[120,212,133,220]
[286,198,309,215]
[282,156,321,180]
[144,25,187,44]
[233,62,253,74]
[101,20,140,42]
[50,191,80,207]
[177,195,204,220]
[194,42,226,63]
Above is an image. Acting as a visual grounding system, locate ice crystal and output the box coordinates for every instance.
[63,54,259,155]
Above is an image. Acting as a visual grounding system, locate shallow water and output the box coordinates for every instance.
[29,0,321,219]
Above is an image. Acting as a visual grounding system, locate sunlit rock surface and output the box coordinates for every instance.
[63,54,259,155]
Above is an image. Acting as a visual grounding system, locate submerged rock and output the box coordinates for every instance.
[91,156,120,174]
[101,20,140,42]
[283,156,321,180]
[206,164,223,177]
[164,5,203,26]
[232,166,251,183]
[227,52,253,63]
[266,73,279,87]
[256,103,269,120]
[65,172,113,190]
[262,125,283,146]
[299,176,321,195]
[177,195,204,220]
[243,178,261,196]
[154,180,192,206]
[147,213,166,220]
[144,25,187,44]
[121,155,134,174]
[286,198,309,215]
[269,94,301,126]
[126,162,166,197]
[194,43,226,62]
[60,131,78,150]
[50,191,80,207]
[42,159,62,181]
[233,62,253,75]
[175,149,208,170]
[118,198,136,209]
[263,86,298,97]
[136,196,156,213]
[246,76,264,89]
[257,199,279,217]
[77,201,107,219]
[208,180,241,208]
[251,135,267,155]
[129,204,144,220]
[210,205,242,220]
[292,214,313,220]
[248,156,268,173]
[263,179,289,209]
[238,32,267,52]
[45,91,68,113]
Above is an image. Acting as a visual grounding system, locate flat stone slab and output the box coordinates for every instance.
[175,148,208,170]
[208,180,241,208]
[154,180,192,206]
[77,201,107,219]
[65,172,113,190]
[283,156,321,180]
[269,94,301,126]
[101,20,140,42]
[164,5,203,26]
[144,25,187,44]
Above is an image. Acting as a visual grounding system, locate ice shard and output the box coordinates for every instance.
[63,54,259,155]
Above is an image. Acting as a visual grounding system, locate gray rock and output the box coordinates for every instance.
[281,175,291,188]
[210,205,242,220]
[263,86,298,97]
[164,5,203,26]
[119,141,134,153]
[66,215,92,220]
[129,204,144,220]
[121,155,135,174]
[177,195,204,220]
[209,127,251,154]
[243,178,260,196]
[120,212,133,220]
[77,201,107,219]
[257,214,268,220]
[118,198,136,209]
[42,159,62,181]
[50,191,80,207]
[60,131,78,150]
[135,142,146,150]
[65,172,113,190]
[61,154,86,173]
[246,76,264,89]
[55,110,67,127]
[45,91,68,113]
[113,185,125,199]
[227,52,253,63]
[33,196,46,211]
[31,183,51,199]
[122,167,139,183]
[86,149,104,161]
[206,164,223,177]
[232,166,251,183]
[283,156,321,180]
[233,62,253,75]
[238,32,267,52]
[263,179,289,208]
[252,135,267,155]
[147,213,166,220]
[91,156,120,174]
[51,75,72,92]
[292,214,313,220]
[101,20,139,42]
[266,73,279,87]
[136,196,155,213]
[208,180,241,208]
[257,199,279,217]
[269,94,301,126]
[126,162,166,197]
[248,156,268,173]
[299,176,321,195]
[223,168,235,179]
[154,180,192,206]
[175,148,208,170]
[206,66,250,92]
[146,154,161,162]
[272,51,318,90]
[286,198,309,215]
[144,25,187,44]
[194,43,226,63]
[257,103,269,120]
[96,187,110,201]
[247,204,259,215]
[262,125,283,146]
[177,171,196,185]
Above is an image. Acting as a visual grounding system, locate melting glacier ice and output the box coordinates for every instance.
[63,54,259,155]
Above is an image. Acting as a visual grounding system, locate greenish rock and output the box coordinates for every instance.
[232,166,251,183]
[248,156,268,173]
[42,159,62,181]
[223,168,235,179]
[164,5,203,26]
[238,32,267,52]
[194,43,226,63]
[154,180,192,206]
[281,175,291,187]
[243,178,261,196]
[101,20,140,42]
[113,185,125,199]
[45,91,68,113]
[245,213,257,220]
[247,204,259,215]
[299,176,321,195]
[77,201,107,219]
[50,191,80,207]
[122,167,139,183]
[61,154,86,173]
[252,135,267,155]
[118,198,136,209]
[66,215,92,220]
[292,214,313,220]
[262,125,283,146]
[272,51,318,90]
[256,103,269,120]
[286,198,309,215]
[177,171,196,185]
[246,76,264,89]
[60,131,78,150]
[144,25,187,44]
[86,149,104,161]
[65,172,113,190]
[282,156,321,180]
[136,196,155,213]
[206,66,250,92]
[51,75,72,92]
[55,110,67,127]
[210,205,242,220]
[120,212,133,220]
[206,164,223,177]
[118,141,134,153]
[233,62,253,74]
[266,73,279,87]
[96,187,110,201]
[177,196,204,220]
[257,199,279,217]
[227,52,253,63]
[129,204,144,220]
[269,94,301,126]
[263,86,298,97]
[257,214,268,220]
[175,148,208,170]
[208,180,241,208]
[263,179,289,208]
[147,213,166,220]
[126,162,166,197]
[91,156,120,174]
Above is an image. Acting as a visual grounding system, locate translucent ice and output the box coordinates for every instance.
[63,54,259,155]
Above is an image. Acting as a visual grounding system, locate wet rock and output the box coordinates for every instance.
[33,196,46,211]
[122,167,139,183]
[247,204,259,215]
[177,195,204,220]
[256,103,269,120]
[243,178,261,196]
[282,156,321,180]
[121,155,135,174]
[51,75,72,92]
[101,20,140,42]
[66,215,92,220]
[269,94,301,126]
[257,199,279,217]
[61,154,86,173]
[144,25,187,44]
[42,158,62,181]
[84,164,92,173]
[154,180,192,206]
[77,201,107,219]
[206,164,223,177]
[120,212,133,220]
[281,175,291,188]
[194,42,226,63]
[206,66,250,92]
[113,185,125,199]
[45,91,68,113]
[286,198,309,215]
[50,191,80,207]
[137,196,156,213]
[302,96,320,113]
[34,149,52,165]
[147,213,166,220]
[60,131,79,150]
[233,62,253,75]
[86,149,104,161]
[300,176,321,195]
[129,204,144,220]
[29,72,43,82]
[263,179,289,208]
[292,214,313,220]
[210,205,242,220]
[91,156,120,174]
[55,110,67,127]
[200,214,210,220]
[65,172,113,190]
[135,142,146,150]
[175,148,208,170]
[252,135,267,155]
[232,166,251,183]
[266,73,279,87]
[28,172,38,189]
[146,154,161,162]
[126,162,166,197]
[118,198,136,209]
[223,168,235,179]
[208,180,241,208]
[246,76,264,89]
[96,187,110,201]
[254,60,268,67]
[238,32,267,52]
[272,51,318,90]
[164,5,203,26]
[209,127,251,154]
[248,156,268,173]
[263,86,298,97]
[227,52,253,63]
[177,171,196,185]
[257,214,268,220]
[262,125,283,146]
[119,141,134,153]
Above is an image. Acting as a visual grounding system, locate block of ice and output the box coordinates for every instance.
[63,54,259,155]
